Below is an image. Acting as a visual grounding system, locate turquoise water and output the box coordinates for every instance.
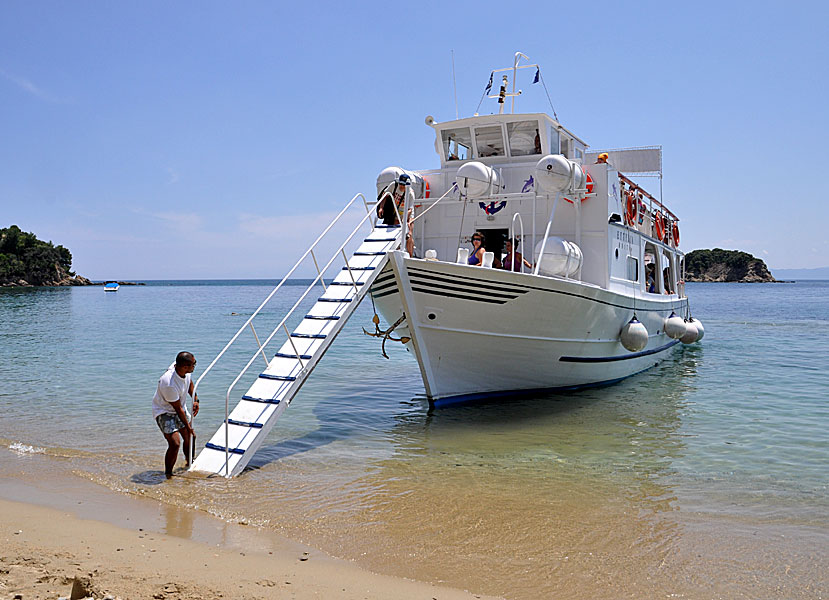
[1,280,827,598]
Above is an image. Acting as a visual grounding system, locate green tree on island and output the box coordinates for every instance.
[0,225,82,286]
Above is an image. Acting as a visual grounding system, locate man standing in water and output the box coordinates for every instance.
[152,351,199,478]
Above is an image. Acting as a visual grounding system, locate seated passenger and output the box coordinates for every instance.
[468,231,486,266]
[502,238,532,272]
[646,263,657,293]
[663,268,673,294]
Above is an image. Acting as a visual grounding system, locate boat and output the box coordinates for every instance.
[103,281,119,292]
[190,53,704,477]
[368,53,703,405]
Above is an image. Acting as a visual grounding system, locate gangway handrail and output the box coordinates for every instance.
[190,193,368,455]
[215,197,393,472]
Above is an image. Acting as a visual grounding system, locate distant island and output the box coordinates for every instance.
[685,248,777,282]
[0,225,93,287]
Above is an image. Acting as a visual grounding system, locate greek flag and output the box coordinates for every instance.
[533,67,540,84]
[484,71,493,94]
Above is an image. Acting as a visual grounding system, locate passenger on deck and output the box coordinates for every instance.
[468,231,486,266]
[646,263,657,293]
[377,174,410,227]
[595,152,609,164]
[663,268,673,294]
[502,238,533,272]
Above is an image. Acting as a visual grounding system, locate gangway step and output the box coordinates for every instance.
[331,281,365,286]
[318,297,353,303]
[304,315,341,320]
[274,352,313,360]
[227,418,264,429]
[205,443,246,455]
[241,395,282,404]
[259,373,297,382]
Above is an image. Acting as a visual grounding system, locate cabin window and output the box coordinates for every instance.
[442,128,472,161]
[548,127,560,154]
[507,121,542,156]
[474,126,505,157]
[644,245,659,293]
[662,250,675,294]
[574,142,584,160]
[626,256,639,281]
[560,137,571,158]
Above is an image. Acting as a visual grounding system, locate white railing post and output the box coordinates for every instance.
[509,212,525,273]
[534,192,561,276]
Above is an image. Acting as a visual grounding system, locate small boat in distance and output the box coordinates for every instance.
[103,281,119,292]
[190,52,705,477]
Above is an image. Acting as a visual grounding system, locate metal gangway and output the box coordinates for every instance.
[189,193,401,477]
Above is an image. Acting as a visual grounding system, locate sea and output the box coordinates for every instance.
[1,280,827,599]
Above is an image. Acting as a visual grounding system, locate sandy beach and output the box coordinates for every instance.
[0,456,498,600]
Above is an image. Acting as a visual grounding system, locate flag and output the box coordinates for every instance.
[484,71,493,94]
[533,67,540,84]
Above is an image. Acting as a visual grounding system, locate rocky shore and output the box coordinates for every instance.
[684,248,777,283]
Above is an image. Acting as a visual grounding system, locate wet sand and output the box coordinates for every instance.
[0,460,499,600]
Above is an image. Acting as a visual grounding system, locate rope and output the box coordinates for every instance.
[456,194,468,253]
[411,183,458,224]
[538,71,559,122]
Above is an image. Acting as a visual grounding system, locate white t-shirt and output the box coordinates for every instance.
[151,363,192,420]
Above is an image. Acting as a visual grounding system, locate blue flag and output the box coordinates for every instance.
[533,67,540,84]
[485,71,493,94]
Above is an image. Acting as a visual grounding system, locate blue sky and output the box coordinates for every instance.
[2,1,826,278]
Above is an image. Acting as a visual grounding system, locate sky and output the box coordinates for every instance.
[1,1,827,279]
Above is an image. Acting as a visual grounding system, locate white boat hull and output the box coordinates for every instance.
[371,252,687,405]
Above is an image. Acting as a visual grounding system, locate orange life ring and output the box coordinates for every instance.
[423,179,430,199]
[672,221,680,247]
[654,213,666,241]
[624,191,636,226]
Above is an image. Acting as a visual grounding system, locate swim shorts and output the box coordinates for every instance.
[156,413,186,435]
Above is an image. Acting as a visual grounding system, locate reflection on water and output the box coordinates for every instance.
[319,351,698,599]
[163,502,195,539]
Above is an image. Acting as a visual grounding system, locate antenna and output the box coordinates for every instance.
[451,50,459,119]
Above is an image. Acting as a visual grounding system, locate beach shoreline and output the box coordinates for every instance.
[0,451,498,600]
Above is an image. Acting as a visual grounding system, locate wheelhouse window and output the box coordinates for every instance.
[548,126,560,154]
[442,128,472,161]
[507,121,542,156]
[560,137,571,158]
[474,126,505,157]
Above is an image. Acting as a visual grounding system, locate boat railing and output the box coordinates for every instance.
[190,192,376,460]
[509,212,526,273]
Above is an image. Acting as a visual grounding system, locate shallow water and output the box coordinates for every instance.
[1,280,827,598]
